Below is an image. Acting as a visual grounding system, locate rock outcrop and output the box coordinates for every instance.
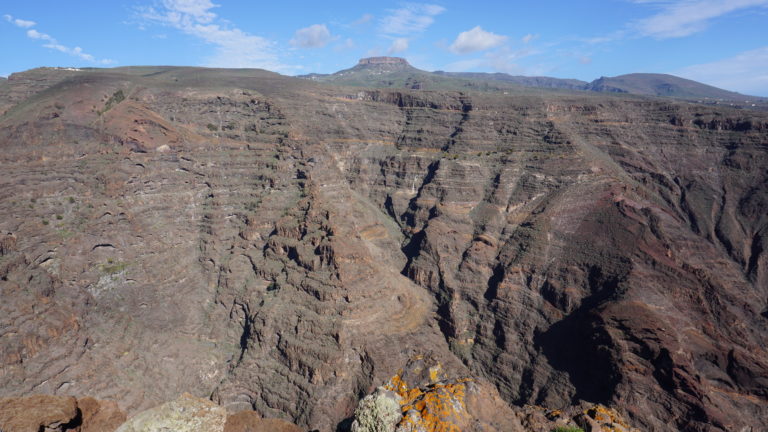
[350,356,641,432]
[76,397,127,432]
[0,395,125,432]
[224,410,302,432]
[115,393,227,432]
[358,57,410,66]
[0,395,79,432]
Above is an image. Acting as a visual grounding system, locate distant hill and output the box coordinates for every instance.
[301,57,765,107]
[434,71,588,90]
[300,57,537,92]
[585,73,754,101]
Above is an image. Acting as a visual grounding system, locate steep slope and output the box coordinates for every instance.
[0,67,767,432]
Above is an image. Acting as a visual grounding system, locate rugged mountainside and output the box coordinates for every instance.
[1,65,767,431]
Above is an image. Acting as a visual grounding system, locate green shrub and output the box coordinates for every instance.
[104,90,124,110]
[551,427,584,432]
[100,261,127,275]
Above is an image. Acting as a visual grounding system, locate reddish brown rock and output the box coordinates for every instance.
[76,397,126,432]
[0,395,78,432]
[0,232,16,255]
[224,410,302,432]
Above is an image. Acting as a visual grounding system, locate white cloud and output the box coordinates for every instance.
[388,38,409,54]
[450,26,507,54]
[26,29,52,40]
[140,0,294,72]
[633,0,768,38]
[380,3,445,35]
[163,0,218,23]
[522,33,538,44]
[4,17,113,64]
[290,24,333,48]
[676,46,768,96]
[3,14,36,28]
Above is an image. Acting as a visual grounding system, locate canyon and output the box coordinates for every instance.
[0,63,767,431]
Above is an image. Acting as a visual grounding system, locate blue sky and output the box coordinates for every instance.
[2,0,768,95]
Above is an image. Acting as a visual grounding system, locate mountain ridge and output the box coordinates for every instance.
[301,56,766,106]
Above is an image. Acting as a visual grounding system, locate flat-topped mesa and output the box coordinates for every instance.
[357,57,410,66]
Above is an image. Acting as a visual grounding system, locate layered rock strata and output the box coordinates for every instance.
[0,66,766,431]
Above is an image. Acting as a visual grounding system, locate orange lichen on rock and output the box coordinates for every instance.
[382,369,472,432]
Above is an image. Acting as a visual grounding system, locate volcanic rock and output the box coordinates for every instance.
[0,66,766,432]
[350,355,524,432]
[76,397,127,432]
[358,57,410,67]
[115,393,227,432]
[0,395,78,432]
[224,410,302,432]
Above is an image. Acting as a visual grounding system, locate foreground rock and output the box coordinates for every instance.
[350,356,523,432]
[0,395,125,432]
[112,394,302,432]
[224,410,303,432]
[0,395,78,432]
[349,356,640,432]
[115,393,227,432]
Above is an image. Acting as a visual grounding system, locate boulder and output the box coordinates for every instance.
[76,397,127,432]
[224,410,302,432]
[0,395,78,432]
[116,393,227,432]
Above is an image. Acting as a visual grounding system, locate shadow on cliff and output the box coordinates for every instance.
[534,268,625,404]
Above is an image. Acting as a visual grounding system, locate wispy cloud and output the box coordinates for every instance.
[4,14,113,64]
[334,38,356,52]
[139,0,294,72]
[3,14,35,28]
[351,13,373,27]
[676,46,768,96]
[443,46,541,74]
[380,3,445,36]
[632,0,768,38]
[388,38,409,54]
[450,26,507,54]
[522,33,539,44]
[290,24,333,48]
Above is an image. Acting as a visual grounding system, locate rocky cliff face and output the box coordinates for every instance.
[358,57,411,66]
[0,66,767,431]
